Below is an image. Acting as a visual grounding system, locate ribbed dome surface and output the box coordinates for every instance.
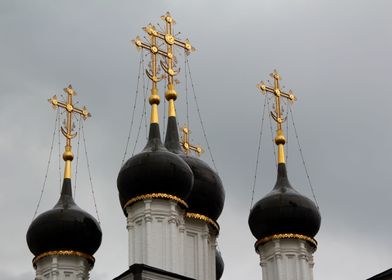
[248,163,320,241]
[26,179,102,257]
[164,116,225,221]
[215,249,224,280]
[117,123,194,212]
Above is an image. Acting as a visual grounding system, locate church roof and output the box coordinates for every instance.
[367,268,392,280]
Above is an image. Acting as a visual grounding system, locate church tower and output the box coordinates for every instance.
[26,86,102,280]
[116,12,224,280]
[248,71,321,280]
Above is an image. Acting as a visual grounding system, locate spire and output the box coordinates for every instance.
[48,85,91,179]
[257,70,296,164]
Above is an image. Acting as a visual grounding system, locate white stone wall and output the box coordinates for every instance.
[257,238,315,280]
[183,218,217,280]
[126,199,217,280]
[126,199,186,274]
[34,255,91,280]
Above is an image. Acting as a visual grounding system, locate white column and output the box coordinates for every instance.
[178,218,186,276]
[208,235,217,280]
[256,238,316,280]
[144,199,153,265]
[126,215,135,266]
[169,201,178,271]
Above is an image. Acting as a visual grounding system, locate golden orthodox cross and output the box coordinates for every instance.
[257,70,296,130]
[134,24,171,123]
[180,127,203,156]
[136,12,195,117]
[133,13,195,122]
[133,25,168,89]
[151,12,195,118]
[155,12,195,86]
[48,85,91,178]
[257,70,296,164]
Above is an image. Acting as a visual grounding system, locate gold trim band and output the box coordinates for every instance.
[33,250,95,267]
[255,233,317,249]
[186,212,220,232]
[123,193,188,209]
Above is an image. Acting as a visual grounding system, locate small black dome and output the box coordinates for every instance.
[26,179,102,258]
[181,156,224,221]
[164,116,225,222]
[248,163,320,241]
[117,123,194,212]
[215,249,224,280]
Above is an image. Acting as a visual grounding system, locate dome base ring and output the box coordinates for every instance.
[255,233,317,251]
[186,212,220,232]
[32,250,95,268]
[123,193,188,209]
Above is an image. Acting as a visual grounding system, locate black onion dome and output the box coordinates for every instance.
[248,163,320,241]
[164,116,225,221]
[26,178,102,258]
[117,123,194,212]
[215,249,224,280]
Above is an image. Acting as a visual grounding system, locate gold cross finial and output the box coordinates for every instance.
[133,13,195,123]
[180,127,203,156]
[154,12,195,117]
[257,70,296,164]
[48,85,91,179]
[133,24,167,124]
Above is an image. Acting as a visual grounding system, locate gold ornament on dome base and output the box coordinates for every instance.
[123,193,189,209]
[186,212,220,232]
[32,250,95,268]
[255,233,317,251]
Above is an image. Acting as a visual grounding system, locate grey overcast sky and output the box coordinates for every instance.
[1,1,391,279]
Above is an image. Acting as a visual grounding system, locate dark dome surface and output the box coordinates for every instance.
[117,123,194,212]
[164,116,225,221]
[248,163,320,241]
[215,249,224,280]
[181,156,224,221]
[27,179,102,257]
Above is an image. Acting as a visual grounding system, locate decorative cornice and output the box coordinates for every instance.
[255,233,317,250]
[185,212,220,232]
[33,250,95,267]
[123,193,188,209]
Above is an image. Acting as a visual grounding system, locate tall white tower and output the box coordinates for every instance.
[26,86,102,280]
[249,71,321,280]
[116,12,225,280]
